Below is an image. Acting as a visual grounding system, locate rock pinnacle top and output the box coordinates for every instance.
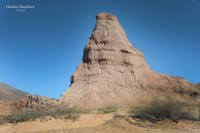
[95,12,117,20]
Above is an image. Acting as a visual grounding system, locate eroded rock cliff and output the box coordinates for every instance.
[60,12,200,109]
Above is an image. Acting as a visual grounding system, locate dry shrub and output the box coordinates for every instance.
[0,105,79,124]
[133,97,195,123]
[98,105,117,114]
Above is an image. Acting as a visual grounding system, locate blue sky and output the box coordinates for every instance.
[0,0,200,99]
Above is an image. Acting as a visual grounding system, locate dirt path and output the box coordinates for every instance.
[0,114,200,133]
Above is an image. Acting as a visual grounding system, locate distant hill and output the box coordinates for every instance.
[0,82,30,100]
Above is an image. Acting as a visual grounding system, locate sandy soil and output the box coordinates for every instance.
[0,114,200,133]
[0,114,113,133]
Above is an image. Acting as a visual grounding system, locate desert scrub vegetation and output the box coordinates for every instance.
[0,106,79,124]
[98,105,117,114]
[131,97,195,123]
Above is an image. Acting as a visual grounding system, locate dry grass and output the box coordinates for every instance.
[98,105,117,114]
[0,106,79,124]
[132,97,196,123]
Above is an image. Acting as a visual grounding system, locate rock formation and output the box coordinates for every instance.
[60,12,200,109]
[11,96,58,111]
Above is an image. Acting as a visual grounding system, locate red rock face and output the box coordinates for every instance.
[60,12,200,109]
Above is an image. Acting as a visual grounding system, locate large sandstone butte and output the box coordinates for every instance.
[60,12,200,109]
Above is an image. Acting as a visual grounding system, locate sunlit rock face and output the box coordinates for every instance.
[60,12,200,109]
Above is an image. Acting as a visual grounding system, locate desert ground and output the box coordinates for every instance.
[1,113,200,133]
[1,98,200,133]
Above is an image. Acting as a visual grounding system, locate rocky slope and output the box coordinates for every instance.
[60,12,200,109]
[0,82,30,100]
